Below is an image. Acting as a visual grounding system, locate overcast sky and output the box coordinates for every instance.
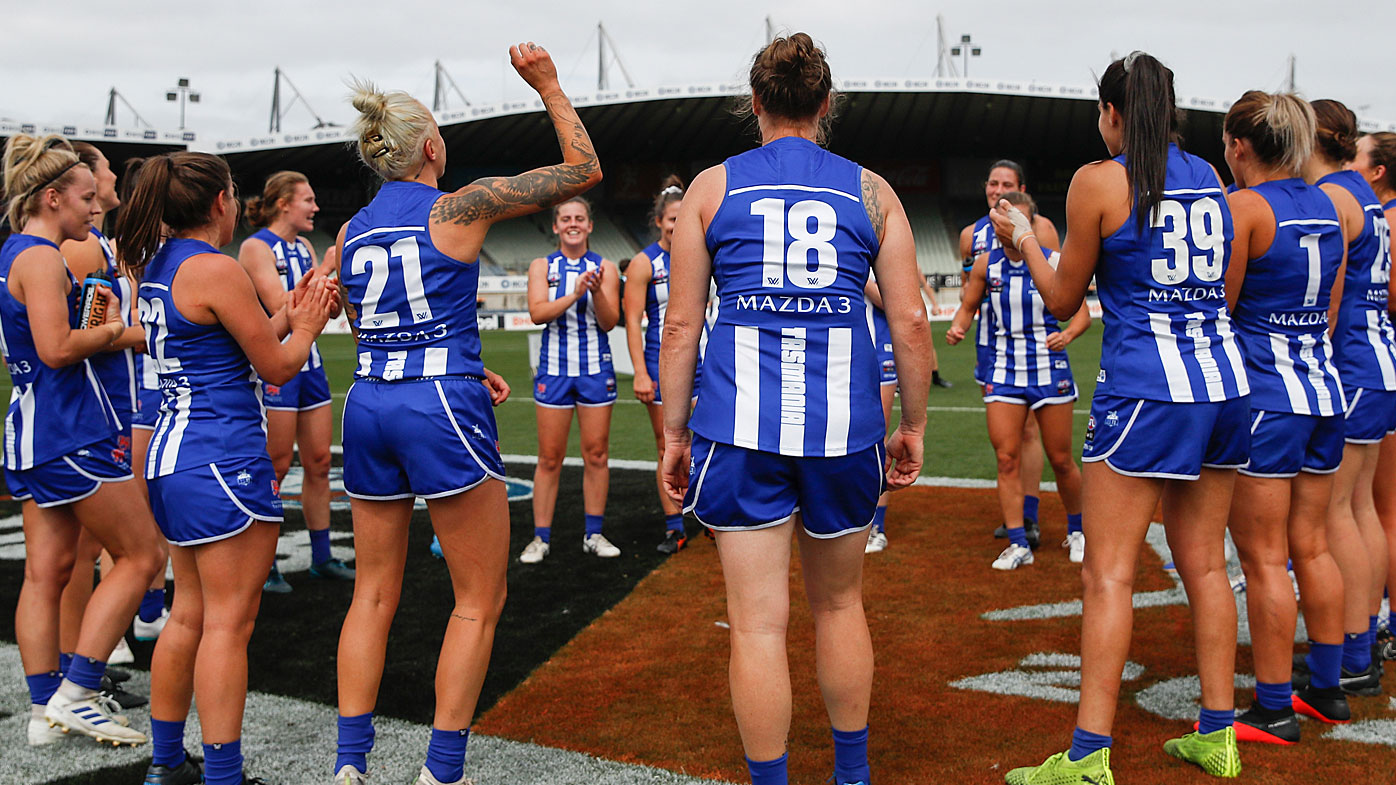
[2,1,1387,139]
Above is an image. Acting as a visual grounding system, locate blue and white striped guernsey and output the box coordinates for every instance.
[341,181,487,382]
[87,227,138,416]
[689,136,883,457]
[536,250,613,377]
[0,234,119,470]
[640,241,669,372]
[139,239,267,478]
[250,227,323,371]
[1095,145,1249,402]
[1230,178,1346,415]
[984,247,1072,387]
[971,214,999,257]
[1319,170,1396,392]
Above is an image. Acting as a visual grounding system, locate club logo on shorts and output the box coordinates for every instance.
[271,479,280,496]
[536,382,546,394]
[237,469,252,486]
[882,359,896,375]
[470,423,485,439]
[1054,359,1068,370]
[265,384,281,396]
[984,383,994,395]
[1105,410,1119,428]
[1096,369,1106,383]
[1057,379,1072,394]
[1085,415,1096,443]
[606,376,616,393]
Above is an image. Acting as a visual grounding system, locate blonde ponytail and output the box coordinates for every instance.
[347,78,434,180]
[3,134,83,230]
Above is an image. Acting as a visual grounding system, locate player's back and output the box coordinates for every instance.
[1230,178,1345,416]
[139,238,264,477]
[1096,144,1247,403]
[1319,169,1396,391]
[342,181,485,382]
[691,137,882,457]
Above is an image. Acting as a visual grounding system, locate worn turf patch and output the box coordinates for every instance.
[476,486,1396,784]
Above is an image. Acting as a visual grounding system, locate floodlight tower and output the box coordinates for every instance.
[950,34,982,78]
[166,78,200,130]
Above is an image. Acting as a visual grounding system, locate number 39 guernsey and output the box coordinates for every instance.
[689,137,883,458]
[342,181,486,382]
[1095,145,1249,403]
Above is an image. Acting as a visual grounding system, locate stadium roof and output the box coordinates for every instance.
[187,76,1396,178]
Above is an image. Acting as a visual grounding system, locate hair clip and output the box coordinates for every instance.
[660,185,683,196]
[1123,51,1143,73]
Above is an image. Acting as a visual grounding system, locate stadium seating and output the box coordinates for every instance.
[899,194,961,275]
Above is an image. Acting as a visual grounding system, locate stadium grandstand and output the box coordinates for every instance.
[8,77,1395,284]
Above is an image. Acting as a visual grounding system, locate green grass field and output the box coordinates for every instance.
[317,326,1104,481]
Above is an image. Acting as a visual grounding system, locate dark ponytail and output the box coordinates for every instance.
[113,152,232,281]
[1098,51,1180,232]
[649,174,685,230]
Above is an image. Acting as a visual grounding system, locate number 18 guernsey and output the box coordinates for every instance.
[690,137,883,457]
[1096,144,1249,402]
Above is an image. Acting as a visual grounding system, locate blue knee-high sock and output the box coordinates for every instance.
[1067,513,1083,535]
[584,515,604,537]
[310,528,332,566]
[1023,495,1040,523]
[534,526,551,544]
[1198,707,1233,734]
[203,739,242,785]
[1007,525,1029,549]
[665,514,684,533]
[58,652,73,675]
[1343,631,1372,672]
[1307,641,1343,690]
[336,712,375,775]
[746,752,788,785]
[1254,681,1291,712]
[1068,727,1111,761]
[25,671,61,706]
[425,727,470,784]
[66,656,106,691]
[139,588,166,623]
[872,506,887,534]
[832,726,870,784]
[150,718,187,769]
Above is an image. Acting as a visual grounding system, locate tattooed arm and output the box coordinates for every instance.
[428,42,602,262]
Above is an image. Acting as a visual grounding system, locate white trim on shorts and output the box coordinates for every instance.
[534,400,579,410]
[1080,400,1144,464]
[1238,468,1298,479]
[264,399,333,413]
[800,443,886,540]
[60,456,134,484]
[1301,465,1342,475]
[1029,392,1079,411]
[576,399,616,408]
[209,463,284,523]
[345,490,417,502]
[30,458,135,508]
[33,481,105,508]
[131,423,156,432]
[1100,461,1200,481]
[429,380,506,499]
[880,379,898,388]
[169,516,257,547]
